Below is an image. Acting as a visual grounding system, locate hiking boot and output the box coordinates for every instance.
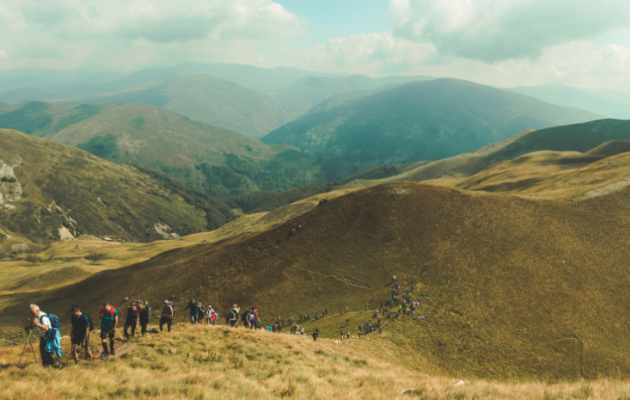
[110,349,116,356]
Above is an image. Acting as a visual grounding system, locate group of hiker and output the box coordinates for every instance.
[25,271,429,368]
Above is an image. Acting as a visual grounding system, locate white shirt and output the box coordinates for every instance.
[36,312,51,338]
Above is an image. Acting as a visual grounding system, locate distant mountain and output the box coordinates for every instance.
[271,75,384,114]
[263,78,602,169]
[62,75,297,139]
[508,84,630,119]
[0,101,350,198]
[349,119,630,188]
[0,129,234,251]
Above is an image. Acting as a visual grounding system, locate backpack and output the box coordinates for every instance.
[127,306,138,319]
[45,313,61,330]
[85,314,94,331]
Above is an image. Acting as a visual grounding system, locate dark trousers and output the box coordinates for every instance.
[124,321,136,338]
[160,317,172,332]
[39,337,58,367]
[140,322,148,335]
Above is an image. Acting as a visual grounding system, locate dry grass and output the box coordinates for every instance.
[2,325,630,399]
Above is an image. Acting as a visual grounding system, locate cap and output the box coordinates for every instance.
[164,300,169,304]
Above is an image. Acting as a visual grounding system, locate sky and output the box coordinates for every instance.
[1,0,630,89]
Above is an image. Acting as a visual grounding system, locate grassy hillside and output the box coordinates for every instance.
[263,78,602,170]
[509,83,630,119]
[0,129,233,251]
[0,101,347,198]
[6,324,630,399]
[8,178,630,380]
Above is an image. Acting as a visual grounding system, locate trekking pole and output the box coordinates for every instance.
[18,329,38,366]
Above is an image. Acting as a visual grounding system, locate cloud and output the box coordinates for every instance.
[388,0,630,62]
[0,0,304,69]
[297,32,436,75]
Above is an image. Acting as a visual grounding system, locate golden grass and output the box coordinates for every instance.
[2,325,630,399]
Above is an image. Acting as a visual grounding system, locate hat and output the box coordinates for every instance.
[164,300,169,304]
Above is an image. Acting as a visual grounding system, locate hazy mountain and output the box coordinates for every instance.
[263,78,602,169]
[0,129,234,249]
[271,75,385,114]
[65,75,297,139]
[508,83,630,119]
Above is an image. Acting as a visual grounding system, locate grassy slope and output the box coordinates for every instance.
[7,179,630,380]
[0,129,233,248]
[0,101,334,199]
[0,189,355,295]
[6,325,630,400]
[262,78,602,169]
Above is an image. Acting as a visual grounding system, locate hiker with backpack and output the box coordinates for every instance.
[160,300,174,333]
[98,303,118,357]
[123,302,139,339]
[312,328,319,342]
[28,304,62,368]
[230,304,240,327]
[138,302,150,335]
[70,305,93,364]
[205,305,214,325]
[185,298,200,325]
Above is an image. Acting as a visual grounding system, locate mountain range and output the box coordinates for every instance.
[263,78,602,169]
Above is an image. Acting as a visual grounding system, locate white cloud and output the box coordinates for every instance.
[296,32,436,75]
[0,0,304,70]
[388,0,630,62]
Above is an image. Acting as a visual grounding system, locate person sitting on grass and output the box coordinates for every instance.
[70,305,93,364]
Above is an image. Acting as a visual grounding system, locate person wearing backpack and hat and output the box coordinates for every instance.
[70,305,93,364]
[138,301,150,335]
[123,302,139,339]
[28,304,62,368]
[160,300,174,332]
[98,302,118,356]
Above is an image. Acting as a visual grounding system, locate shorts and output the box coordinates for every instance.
[100,329,115,340]
[71,334,90,347]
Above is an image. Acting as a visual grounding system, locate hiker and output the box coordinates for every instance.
[345,306,348,313]
[206,304,214,325]
[123,302,139,339]
[253,308,259,329]
[340,331,344,340]
[392,275,397,282]
[313,329,319,342]
[346,331,350,339]
[300,326,305,335]
[28,304,62,368]
[211,309,218,326]
[315,313,319,320]
[160,300,174,333]
[99,303,118,356]
[139,302,150,335]
[185,298,199,325]
[70,305,93,364]
[231,304,240,327]
[345,318,349,326]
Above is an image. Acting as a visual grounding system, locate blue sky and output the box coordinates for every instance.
[1,0,630,90]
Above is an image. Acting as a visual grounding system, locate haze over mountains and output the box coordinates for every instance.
[263,78,601,169]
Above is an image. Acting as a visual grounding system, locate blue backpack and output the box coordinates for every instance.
[46,313,61,330]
